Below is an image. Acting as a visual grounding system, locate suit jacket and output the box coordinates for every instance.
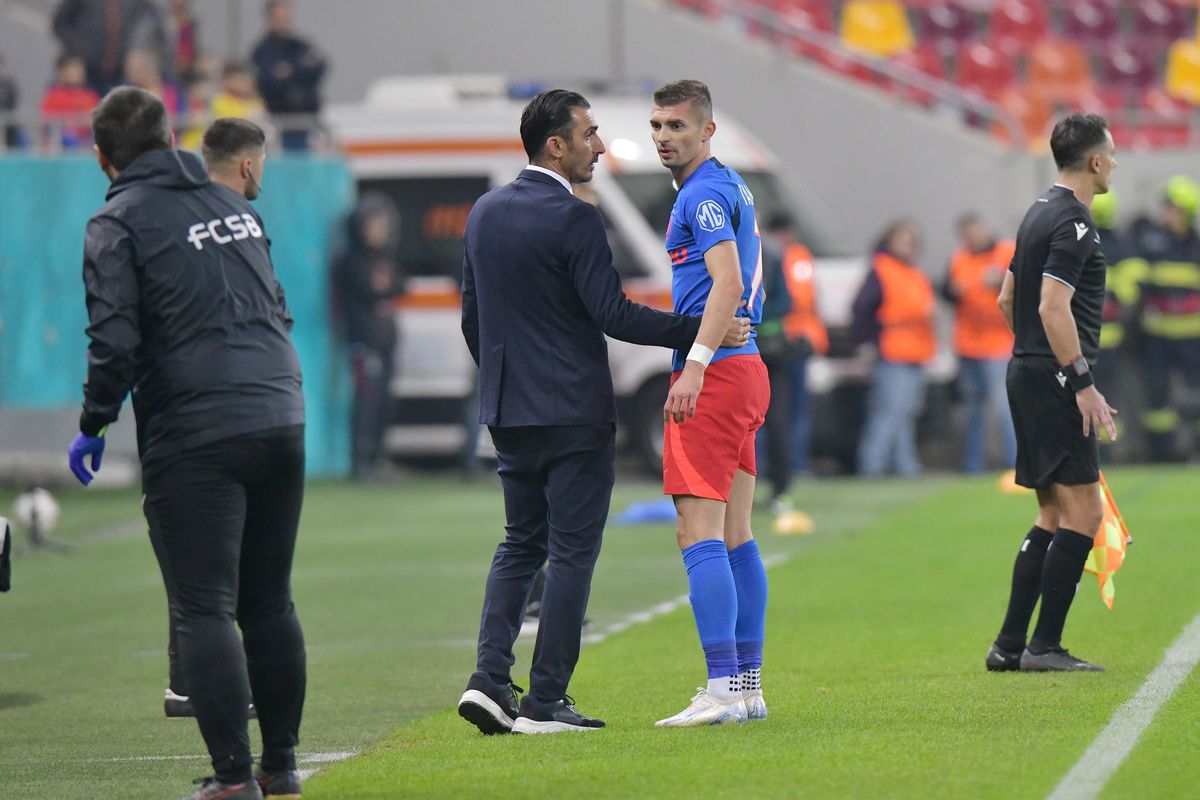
[462,169,701,427]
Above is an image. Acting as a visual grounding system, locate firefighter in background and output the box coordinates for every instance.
[1125,176,1200,461]
[942,212,1016,474]
[1090,190,1138,452]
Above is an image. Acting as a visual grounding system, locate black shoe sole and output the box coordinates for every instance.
[458,699,513,735]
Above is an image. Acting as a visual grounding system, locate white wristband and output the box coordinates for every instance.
[686,343,715,367]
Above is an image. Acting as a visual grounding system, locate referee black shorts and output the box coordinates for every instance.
[1006,356,1100,489]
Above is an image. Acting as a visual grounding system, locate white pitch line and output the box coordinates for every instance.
[1046,611,1200,800]
[90,750,357,765]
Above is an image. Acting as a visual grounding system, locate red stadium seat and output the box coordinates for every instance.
[1139,86,1195,118]
[955,42,1015,100]
[779,2,838,59]
[988,0,1051,57]
[1098,44,1161,92]
[1026,40,1093,104]
[914,2,978,54]
[1060,0,1120,51]
[1131,1,1193,45]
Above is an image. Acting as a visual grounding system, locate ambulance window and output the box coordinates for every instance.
[357,176,490,279]
[599,207,648,280]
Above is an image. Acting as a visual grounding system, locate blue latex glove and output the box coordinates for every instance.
[68,429,106,485]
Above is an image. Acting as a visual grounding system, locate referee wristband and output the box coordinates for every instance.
[1062,354,1094,392]
[686,343,715,368]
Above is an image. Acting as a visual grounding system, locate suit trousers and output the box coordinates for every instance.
[476,423,616,703]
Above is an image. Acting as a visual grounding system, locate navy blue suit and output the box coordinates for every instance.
[462,169,699,702]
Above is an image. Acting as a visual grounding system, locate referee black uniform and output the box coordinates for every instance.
[987,113,1117,675]
[75,88,305,797]
[1007,185,1106,488]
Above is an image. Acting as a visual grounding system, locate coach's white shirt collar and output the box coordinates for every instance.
[524,165,573,195]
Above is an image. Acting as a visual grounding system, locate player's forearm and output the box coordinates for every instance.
[1039,302,1084,365]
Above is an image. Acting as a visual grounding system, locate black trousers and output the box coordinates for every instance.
[476,424,615,704]
[760,350,797,500]
[143,426,307,783]
[350,343,395,477]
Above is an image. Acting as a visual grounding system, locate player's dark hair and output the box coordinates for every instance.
[1050,113,1109,171]
[202,117,266,165]
[652,80,713,121]
[91,86,171,171]
[519,89,590,160]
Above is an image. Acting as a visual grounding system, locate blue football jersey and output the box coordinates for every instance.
[664,158,763,371]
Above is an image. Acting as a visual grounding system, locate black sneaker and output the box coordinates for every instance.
[511,694,605,734]
[1020,646,1105,672]
[985,643,1023,672]
[255,767,302,797]
[181,777,263,800]
[458,671,523,735]
[166,689,257,719]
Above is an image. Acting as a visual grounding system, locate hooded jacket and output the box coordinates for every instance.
[80,148,304,463]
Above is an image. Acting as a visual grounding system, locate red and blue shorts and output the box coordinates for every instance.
[662,354,770,502]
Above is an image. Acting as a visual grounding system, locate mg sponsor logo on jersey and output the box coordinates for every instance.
[696,199,726,233]
[186,214,265,250]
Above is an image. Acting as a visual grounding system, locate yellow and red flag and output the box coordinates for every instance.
[1083,472,1132,610]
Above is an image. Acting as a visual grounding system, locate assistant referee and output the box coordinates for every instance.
[67,88,306,799]
[986,113,1118,674]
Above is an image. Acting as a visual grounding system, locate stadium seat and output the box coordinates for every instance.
[955,42,1015,100]
[914,2,978,54]
[888,43,947,105]
[1132,1,1193,45]
[1098,44,1161,92]
[778,2,837,59]
[1060,0,1120,51]
[839,0,916,57]
[1165,39,1200,104]
[991,84,1053,145]
[1139,86,1195,118]
[988,0,1050,56]
[1026,40,1093,104]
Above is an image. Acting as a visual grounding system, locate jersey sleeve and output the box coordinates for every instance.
[681,184,737,255]
[1043,215,1098,289]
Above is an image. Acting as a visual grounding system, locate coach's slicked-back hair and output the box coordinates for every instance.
[92,86,171,171]
[519,89,590,161]
[202,117,267,165]
[652,80,713,121]
[1050,113,1109,171]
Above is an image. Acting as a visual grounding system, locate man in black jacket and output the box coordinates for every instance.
[67,88,304,800]
[455,89,749,735]
[250,0,326,151]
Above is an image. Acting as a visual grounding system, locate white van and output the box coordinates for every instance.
[325,76,873,474]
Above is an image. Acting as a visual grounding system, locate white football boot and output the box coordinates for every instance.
[742,689,768,721]
[655,688,748,728]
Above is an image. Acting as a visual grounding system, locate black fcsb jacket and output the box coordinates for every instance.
[80,149,305,464]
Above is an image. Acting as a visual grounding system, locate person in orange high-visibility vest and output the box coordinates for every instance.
[756,214,827,508]
[943,212,1017,473]
[852,219,937,476]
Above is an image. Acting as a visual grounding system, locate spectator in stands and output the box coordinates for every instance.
[52,0,172,96]
[124,48,181,115]
[40,53,101,149]
[169,0,200,82]
[942,212,1016,474]
[331,195,405,479]
[251,0,327,152]
[853,219,937,477]
[177,74,214,152]
[756,214,826,509]
[211,62,266,122]
[0,53,20,150]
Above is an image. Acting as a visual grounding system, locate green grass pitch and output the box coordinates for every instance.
[0,467,1196,799]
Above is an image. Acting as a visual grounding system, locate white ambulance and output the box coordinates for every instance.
[325,75,852,474]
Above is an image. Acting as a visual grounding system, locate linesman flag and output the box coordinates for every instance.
[1083,472,1131,610]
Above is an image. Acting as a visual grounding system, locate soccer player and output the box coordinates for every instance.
[986,113,1118,673]
[68,88,305,799]
[650,80,771,727]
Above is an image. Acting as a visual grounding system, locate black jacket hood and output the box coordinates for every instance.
[107,148,209,200]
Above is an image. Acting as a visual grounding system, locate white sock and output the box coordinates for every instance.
[738,668,762,694]
[707,675,740,703]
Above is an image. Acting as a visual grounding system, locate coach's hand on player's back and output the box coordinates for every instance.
[1076,386,1118,442]
[665,363,704,424]
[721,316,751,348]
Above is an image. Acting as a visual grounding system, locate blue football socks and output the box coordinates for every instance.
[728,538,768,673]
[681,539,739,680]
